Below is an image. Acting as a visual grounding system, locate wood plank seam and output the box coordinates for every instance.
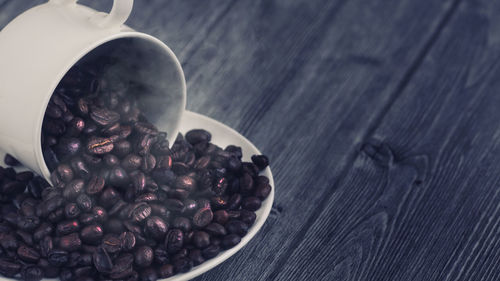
[264,0,463,280]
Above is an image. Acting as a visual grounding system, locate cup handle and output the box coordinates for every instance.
[50,0,133,28]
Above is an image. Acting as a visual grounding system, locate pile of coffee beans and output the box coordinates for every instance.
[0,61,271,280]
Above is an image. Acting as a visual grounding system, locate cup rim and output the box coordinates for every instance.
[35,31,187,181]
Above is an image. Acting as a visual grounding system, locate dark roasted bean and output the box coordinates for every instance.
[108,200,127,216]
[56,220,80,235]
[102,234,122,254]
[90,107,120,127]
[173,257,192,273]
[92,206,107,223]
[150,203,170,219]
[227,193,242,210]
[158,264,174,278]
[18,245,40,262]
[16,171,34,182]
[99,187,120,208]
[0,258,21,277]
[70,157,91,180]
[73,266,95,278]
[193,231,210,249]
[167,189,189,200]
[21,264,43,281]
[16,230,33,245]
[242,196,262,211]
[86,175,105,195]
[172,217,191,233]
[225,220,249,236]
[64,203,81,218]
[201,244,220,259]
[145,216,168,240]
[183,199,197,214]
[255,182,272,200]
[240,209,257,226]
[0,233,18,250]
[151,168,175,185]
[17,215,40,231]
[113,140,131,157]
[93,246,113,273]
[135,246,154,268]
[59,268,73,281]
[62,179,85,200]
[140,267,158,281]
[239,173,254,194]
[81,225,104,244]
[111,253,134,275]
[79,213,95,225]
[172,162,189,175]
[40,236,53,257]
[135,193,158,203]
[48,249,69,267]
[129,202,152,222]
[47,207,65,223]
[205,223,227,237]
[109,166,129,186]
[251,154,270,170]
[76,194,93,212]
[165,199,184,213]
[165,229,183,254]
[222,234,241,249]
[175,175,196,192]
[185,129,211,145]
[154,248,169,265]
[211,196,228,210]
[59,233,81,251]
[105,219,125,234]
[141,154,156,173]
[120,231,136,251]
[2,180,26,195]
[34,223,53,241]
[55,137,82,159]
[213,210,229,225]
[87,137,114,154]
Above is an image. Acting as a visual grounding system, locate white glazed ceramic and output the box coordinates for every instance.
[0,0,187,181]
[0,111,275,281]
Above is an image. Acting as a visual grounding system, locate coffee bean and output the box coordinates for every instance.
[251,154,270,170]
[85,175,105,195]
[204,223,227,237]
[239,173,254,194]
[175,175,196,192]
[70,157,91,180]
[211,196,228,210]
[0,258,21,277]
[99,187,120,208]
[62,179,84,200]
[59,233,81,251]
[81,225,104,244]
[55,137,82,159]
[76,194,93,212]
[120,231,136,251]
[122,154,142,171]
[48,250,69,267]
[56,220,80,235]
[151,168,175,185]
[87,137,114,154]
[185,129,211,145]
[92,206,107,223]
[129,203,152,222]
[18,245,40,263]
[108,166,129,186]
[240,209,257,226]
[34,223,53,241]
[64,203,81,218]
[21,264,43,281]
[158,264,174,278]
[135,246,154,268]
[172,217,191,233]
[90,107,120,127]
[113,140,131,157]
[40,236,53,258]
[102,234,122,254]
[193,231,210,249]
[93,246,113,273]
[165,229,183,254]
[111,253,134,275]
[165,199,184,213]
[242,196,262,211]
[255,182,272,200]
[201,245,220,259]
[17,215,40,231]
[145,216,168,240]
[225,220,249,236]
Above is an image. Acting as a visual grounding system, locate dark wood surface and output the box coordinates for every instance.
[3,0,500,280]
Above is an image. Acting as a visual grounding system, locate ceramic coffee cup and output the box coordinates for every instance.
[0,0,186,180]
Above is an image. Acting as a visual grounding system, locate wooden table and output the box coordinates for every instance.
[3,0,500,280]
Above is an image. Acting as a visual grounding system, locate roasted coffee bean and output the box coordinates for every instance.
[225,220,249,236]
[183,199,197,214]
[149,203,170,220]
[240,209,257,226]
[70,157,91,180]
[82,121,98,135]
[122,154,142,171]
[165,199,184,212]
[141,154,157,173]
[62,179,85,200]
[211,196,228,210]
[158,264,174,278]
[99,187,120,208]
[0,234,17,251]
[43,118,66,136]
[222,234,241,249]
[80,225,104,244]
[76,194,93,212]
[73,266,95,278]
[108,200,127,216]
[251,154,269,170]
[135,193,158,203]
[242,196,262,211]
[153,248,169,265]
[185,129,211,145]
[55,137,82,159]
[134,246,154,268]
[175,175,196,192]
[34,223,53,241]
[151,168,175,185]
[201,244,220,259]
[90,107,120,127]
[0,258,21,277]
[156,155,172,169]
[212,210,229,225]
[111,253,134,275]
[92,206,107,223]
[2,180,26,195]
[84,175,104,196]
[43,147,60,171]
[130,171,146,193]
[193,231,210,249]
[204,223,227,237]
[120,231,136,251]
[59,233,81,251]
[239,173,254,194]
[76,98,89,116]
[79,213,95,225]
[21,264,43,281]
[212,177,228,196]
[109,166,129,186]
[48,250,69,267]
[145,216,168,240]
[165,229,183,254]
[15,230,33,246]
[55,164,74,183]
[171,217,190,233]
[17,245,40,262]
[47,208,65,223]
[167,189,189,201]
[102,122,121,136]
[56,220,80,235]
[81,153,102,167]
[129,202,152,222]
[59,268,73,281]
[102,234,122,254]
[87,137,114,154]
[16,171,34,182]
[40,236,53,258]
[64,203,81,218]
[93,246,113,273]
[172,162,189,175]
[17,215,40,231]
[173,257,192,273]
[255,182,272,200]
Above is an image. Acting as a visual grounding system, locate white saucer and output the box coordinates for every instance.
[0,110,275,281]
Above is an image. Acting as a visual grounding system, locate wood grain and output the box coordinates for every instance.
[184,0,458,280]
[270,0,500,280]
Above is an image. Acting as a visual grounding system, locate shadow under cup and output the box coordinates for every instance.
[40,36,186,178]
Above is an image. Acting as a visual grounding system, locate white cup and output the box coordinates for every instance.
[0,0,187,180]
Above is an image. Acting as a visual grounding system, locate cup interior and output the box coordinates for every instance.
[39,35,186,178]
